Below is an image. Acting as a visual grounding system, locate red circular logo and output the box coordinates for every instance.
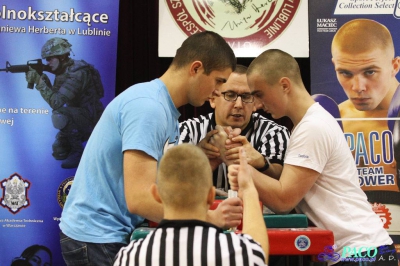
[371,202,392,229]
[166,0,301,48]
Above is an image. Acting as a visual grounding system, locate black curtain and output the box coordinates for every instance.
[115,1,310,130]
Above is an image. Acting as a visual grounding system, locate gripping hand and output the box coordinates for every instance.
[209,125,235,166]
[25,68,50,91]
[25,68,41,85]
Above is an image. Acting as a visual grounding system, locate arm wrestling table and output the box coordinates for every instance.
[133,210,334,266]
[242,226,334,266]
[133,199,334,265]
[131,225,334,266]
[212,199,335,264]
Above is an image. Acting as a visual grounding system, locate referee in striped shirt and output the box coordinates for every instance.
[179,65,290,195]
[113,144,268,266]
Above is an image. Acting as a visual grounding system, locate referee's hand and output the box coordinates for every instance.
[209,197,243,229]
[228,148,255,198]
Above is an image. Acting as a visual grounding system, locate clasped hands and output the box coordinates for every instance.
[198,125,265,170]
[205,129,259,229]
[208,125,240,166]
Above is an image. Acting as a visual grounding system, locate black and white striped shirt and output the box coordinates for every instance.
[179,113,290,191]
[114,220,267,266]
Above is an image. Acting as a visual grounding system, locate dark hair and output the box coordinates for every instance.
[11,245,52,266]
[171,31,236,75]
[233,64,247,75]
[10,259,31,266]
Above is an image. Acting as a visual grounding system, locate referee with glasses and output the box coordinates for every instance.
[113,144,269,266]
[179,64,290,194]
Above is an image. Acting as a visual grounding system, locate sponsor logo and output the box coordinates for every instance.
[294,235,311,251]
[317,245,341,263]
[318,244,397,263]
[165,0,301,49]
[0,173,31,214]
[298,154,309,158]
[57,176,74,208]
[371,202,392,229]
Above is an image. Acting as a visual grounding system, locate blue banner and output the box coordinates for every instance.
[0,1,119,265]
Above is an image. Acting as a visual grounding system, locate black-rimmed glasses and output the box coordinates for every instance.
[221,91,255,103]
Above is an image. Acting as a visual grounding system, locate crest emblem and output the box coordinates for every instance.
[294,235,311,251]
[57,176,74,208]
[1,173,31,214]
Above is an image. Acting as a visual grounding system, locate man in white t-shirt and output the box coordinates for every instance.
[228,49,396,265]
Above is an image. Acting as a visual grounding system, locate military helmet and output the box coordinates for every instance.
[41,37,72,59]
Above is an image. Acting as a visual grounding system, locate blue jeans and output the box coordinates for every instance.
[60,231,126,266]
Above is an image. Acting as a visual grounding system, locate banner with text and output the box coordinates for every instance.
[0,1,119,265]
[159,0,309,57]
[309,0,400,258]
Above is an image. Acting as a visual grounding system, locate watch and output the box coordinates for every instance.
[256,157,270,172]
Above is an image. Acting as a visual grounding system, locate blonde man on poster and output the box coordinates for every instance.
[331,20,400,254]
[331,19,400,194]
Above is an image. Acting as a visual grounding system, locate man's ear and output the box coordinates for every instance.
[252,103,257,112]
[207,186,216,205]
[190,61,203,76]
[150,183,162,204]
[280,77,291,93]
[391,56,400,77]
[254,98,264,110]
[60,54,68,62]
[209,97,217,109]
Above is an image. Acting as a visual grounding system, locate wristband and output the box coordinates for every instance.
[256,157,270,172]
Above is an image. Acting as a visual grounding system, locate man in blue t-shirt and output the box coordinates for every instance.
[59,31,240,266]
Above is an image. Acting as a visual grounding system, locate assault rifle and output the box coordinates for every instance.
[0,59,51,89]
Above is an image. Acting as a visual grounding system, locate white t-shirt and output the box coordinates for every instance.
[285,103,392,263]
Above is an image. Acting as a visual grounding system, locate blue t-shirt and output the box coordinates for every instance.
[60,79,180,244]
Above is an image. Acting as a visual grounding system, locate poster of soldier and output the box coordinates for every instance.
[0,1,120,265]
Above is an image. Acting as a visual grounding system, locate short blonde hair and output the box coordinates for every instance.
[157,144,212,209]
[332,19,394,57]
[248,49,302,86]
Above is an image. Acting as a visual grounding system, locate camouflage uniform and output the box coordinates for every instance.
[36,38,105,169]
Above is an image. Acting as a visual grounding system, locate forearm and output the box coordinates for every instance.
[250,154,283,179]
[126,192,164,223]
[252,169,294,214]
[209,158,222,171]
[241,186,269,263]
[124,150,164,223]
[40,89,70,109]
[37,75,73,109]
[263,163,283,179]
